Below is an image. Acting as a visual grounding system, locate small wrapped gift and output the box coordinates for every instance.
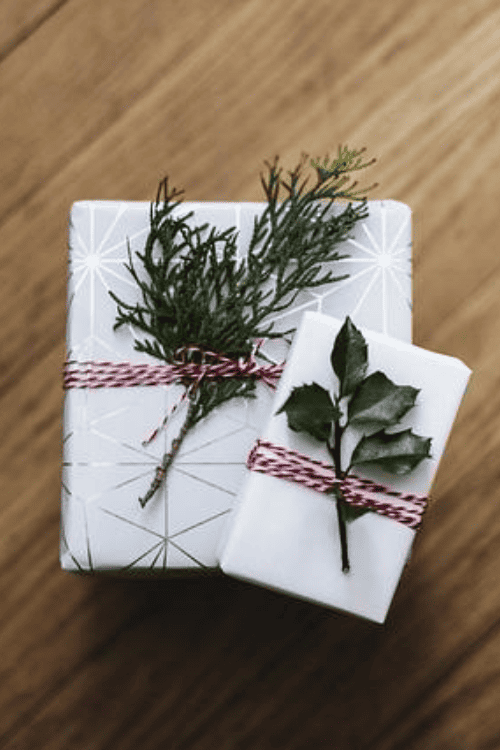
[61,195,412,574]
[219,312,471,622]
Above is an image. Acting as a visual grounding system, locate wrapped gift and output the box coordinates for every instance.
[219,312,471,622]
[61,199,412,574]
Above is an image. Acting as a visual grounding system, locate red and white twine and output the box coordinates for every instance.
[63,347,284,391]
[64,348,428,528]
[247,438,428,529]
[64,345,284,448]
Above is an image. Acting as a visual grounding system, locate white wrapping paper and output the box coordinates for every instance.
[61,200,413,573]
[220,312,471,622]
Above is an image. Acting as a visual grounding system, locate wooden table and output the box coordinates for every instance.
[2,1,500,748]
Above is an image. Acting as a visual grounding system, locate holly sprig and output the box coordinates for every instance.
[277,317,432,572]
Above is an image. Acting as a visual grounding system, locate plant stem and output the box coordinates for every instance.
[333,486,350,573]
[328,419,350,573]
[139,395,197,508]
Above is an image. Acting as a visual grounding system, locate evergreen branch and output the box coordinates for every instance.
[311,145,378,199]
[111,150,376,505]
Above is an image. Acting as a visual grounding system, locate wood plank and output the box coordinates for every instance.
[372,623,500,750]
[0,0,495,223]
[0,581,325,749]
[0,0,260,225]
[0,0,66,62]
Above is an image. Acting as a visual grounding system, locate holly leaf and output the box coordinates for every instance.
[350,429,431,475]
[348,371,419,427]
[331,316,368,398]
[276,383,340,442]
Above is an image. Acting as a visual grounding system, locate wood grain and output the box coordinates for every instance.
[2,1,500,748]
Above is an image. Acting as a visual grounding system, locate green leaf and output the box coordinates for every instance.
[276,383,340,442]
[348,371,419,427]
[330,316,368,398]
[350,429,432,475]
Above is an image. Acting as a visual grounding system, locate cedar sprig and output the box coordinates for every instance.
[110,150,375,506]
[311,145,378,198]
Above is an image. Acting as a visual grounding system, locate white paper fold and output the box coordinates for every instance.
[61,200,413,573]
[220,312,471,622]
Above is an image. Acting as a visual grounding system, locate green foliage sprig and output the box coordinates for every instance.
[277,317,432,572]
[310,145,377,198]
[110,150,375,506]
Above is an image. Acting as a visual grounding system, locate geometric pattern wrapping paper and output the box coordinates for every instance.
[61,199,412,573]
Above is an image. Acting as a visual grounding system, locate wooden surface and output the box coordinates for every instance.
[1,1,500,748]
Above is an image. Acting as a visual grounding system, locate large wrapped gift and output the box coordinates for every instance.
[220,312,471,622]
[61,199,412,574]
